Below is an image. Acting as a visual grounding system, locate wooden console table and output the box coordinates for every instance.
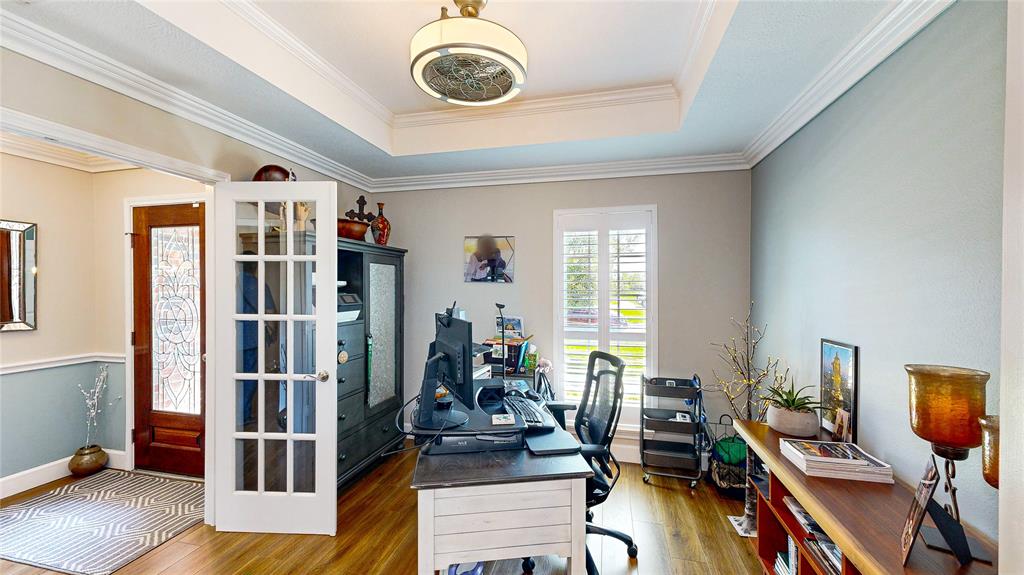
[734,420,997,575]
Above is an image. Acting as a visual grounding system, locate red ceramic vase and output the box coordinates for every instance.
[371,202,391,246]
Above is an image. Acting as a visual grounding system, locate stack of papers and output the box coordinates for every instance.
[780,439,893,484]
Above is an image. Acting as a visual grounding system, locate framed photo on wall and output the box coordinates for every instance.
[820,338,859,442]
[464,235,515,283]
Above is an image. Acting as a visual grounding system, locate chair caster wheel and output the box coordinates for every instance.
[628,544,639,558]
[522,557,535,573]
[642,474,651,484]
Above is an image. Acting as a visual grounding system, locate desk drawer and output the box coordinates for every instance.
[337,357,365,397]
[336,322,365,359]
[337,391,365,436]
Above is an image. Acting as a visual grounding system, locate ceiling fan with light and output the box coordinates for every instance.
[409,0,528,107]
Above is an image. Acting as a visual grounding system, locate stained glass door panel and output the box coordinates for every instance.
[132,204,205,478]
[215,182,337,535]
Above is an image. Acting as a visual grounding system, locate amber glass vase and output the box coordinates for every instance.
[905,364,988,460]
[979,415,999,488]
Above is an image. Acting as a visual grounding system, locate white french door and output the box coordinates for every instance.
[214,182,337,534]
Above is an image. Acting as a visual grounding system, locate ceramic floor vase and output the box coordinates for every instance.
[69,445,109,477]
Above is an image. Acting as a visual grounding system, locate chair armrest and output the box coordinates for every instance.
[580,444,613,477]
[545,401,576,429]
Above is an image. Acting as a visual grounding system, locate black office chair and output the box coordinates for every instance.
[524,351,638,575]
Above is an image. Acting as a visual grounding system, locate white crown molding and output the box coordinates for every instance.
[0,132,134,172]
[742,0,954,166]
[392,84,679,129]
[0,107,231,184]
[0,9,372,189]
[221,1,394,127]
[0,353,126,376]
[368,153,750,193]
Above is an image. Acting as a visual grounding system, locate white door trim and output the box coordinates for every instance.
[1000,1,1023,570]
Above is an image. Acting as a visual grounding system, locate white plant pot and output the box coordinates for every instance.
[766,406,819,437]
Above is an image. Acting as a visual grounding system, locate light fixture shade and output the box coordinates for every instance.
[905,364,988,459]
[410,15,527,106]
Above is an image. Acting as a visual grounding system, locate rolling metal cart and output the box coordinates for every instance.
[640,374,705,487]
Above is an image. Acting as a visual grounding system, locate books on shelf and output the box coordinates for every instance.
[780,439,894,483]
[804,538,841,575]
[782,495,821,533]
[786,536,797,575]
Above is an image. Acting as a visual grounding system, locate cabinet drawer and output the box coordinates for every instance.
[336,322,365,358]
[367,411,402,452]
[337,357,365,397]
[337,391,365,436]
[337,427,372,477]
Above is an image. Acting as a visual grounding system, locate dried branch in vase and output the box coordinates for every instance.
[703,302,789,422]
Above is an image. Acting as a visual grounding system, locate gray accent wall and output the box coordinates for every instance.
[751,0,1005,539]
[0,362,126,476]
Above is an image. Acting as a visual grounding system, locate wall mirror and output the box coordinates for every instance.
[0,220,38,331]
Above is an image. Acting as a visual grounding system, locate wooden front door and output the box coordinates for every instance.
[132,203,205,477]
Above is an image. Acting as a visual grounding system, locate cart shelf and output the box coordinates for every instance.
[640,374,706,486]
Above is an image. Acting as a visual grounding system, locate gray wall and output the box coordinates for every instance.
[376,170,752,425]
[751,0,1005,539]
[0,362,125,476]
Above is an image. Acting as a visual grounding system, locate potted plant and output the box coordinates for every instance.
[68,365,115,477]
[764,383,822,437]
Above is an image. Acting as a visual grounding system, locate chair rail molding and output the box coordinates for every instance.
[0,353,127,376]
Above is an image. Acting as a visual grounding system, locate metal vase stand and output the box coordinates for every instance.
[640,374,706,487]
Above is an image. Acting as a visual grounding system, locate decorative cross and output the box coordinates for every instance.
[345,195,375,222]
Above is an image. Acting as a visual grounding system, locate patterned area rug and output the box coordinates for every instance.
[0,469,203,575]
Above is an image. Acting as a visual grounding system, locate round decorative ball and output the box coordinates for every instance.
[253,165,294,181]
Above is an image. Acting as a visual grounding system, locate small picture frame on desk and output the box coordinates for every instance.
[820,339,859,442]
[901,456,940,564]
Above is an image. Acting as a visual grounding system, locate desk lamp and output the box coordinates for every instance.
[905,364,991,564]
[496,302,506,376]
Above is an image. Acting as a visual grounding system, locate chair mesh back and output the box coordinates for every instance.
[576,352,625,447]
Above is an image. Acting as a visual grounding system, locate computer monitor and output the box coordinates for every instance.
[415,308,475,430]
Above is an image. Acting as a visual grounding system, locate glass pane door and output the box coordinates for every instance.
[151,226,202,414]
[367,260,397,410]
[215,182,337,535]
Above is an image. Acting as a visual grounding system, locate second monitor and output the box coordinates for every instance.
[414,308,476,430]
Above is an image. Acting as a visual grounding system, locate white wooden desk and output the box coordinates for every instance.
[411,449,593,575]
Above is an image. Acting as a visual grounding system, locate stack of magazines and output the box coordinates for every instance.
[780,439,893,483]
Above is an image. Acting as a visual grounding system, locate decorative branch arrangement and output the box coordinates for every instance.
[704,302,788,422]
[77,364,119,448]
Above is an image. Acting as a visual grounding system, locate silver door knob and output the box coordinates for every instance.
[306,369,330,382]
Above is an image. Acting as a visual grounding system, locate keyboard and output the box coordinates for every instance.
[502,395,556,432]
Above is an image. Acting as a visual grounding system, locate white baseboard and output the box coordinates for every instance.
[0,448,130,499]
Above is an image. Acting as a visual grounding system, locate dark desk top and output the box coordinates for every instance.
[411,448,594,490]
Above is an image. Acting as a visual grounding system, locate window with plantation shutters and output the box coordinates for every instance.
[554,207,656,405]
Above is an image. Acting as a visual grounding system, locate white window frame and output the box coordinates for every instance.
[552,205,658,423]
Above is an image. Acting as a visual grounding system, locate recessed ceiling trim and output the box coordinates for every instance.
[742,0,955,167]
[392,84,678,128]
[0,131,134,172]
[0,9,373,189]
[0,107,230,184]
[222,1,394,126]
[367,153,750,193]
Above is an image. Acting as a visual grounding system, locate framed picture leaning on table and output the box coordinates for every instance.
[820,338,859,442]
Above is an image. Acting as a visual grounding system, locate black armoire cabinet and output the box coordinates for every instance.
[336,238,405,488]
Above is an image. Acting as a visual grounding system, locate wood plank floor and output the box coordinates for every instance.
[1,451,759,574]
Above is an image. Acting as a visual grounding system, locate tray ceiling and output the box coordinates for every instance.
[0,1,950,190]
